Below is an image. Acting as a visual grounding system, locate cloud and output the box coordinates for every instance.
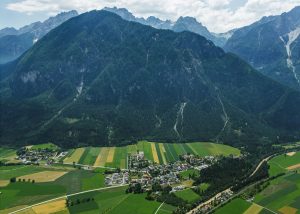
[5,0,300,33]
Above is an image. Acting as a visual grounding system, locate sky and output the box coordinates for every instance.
[0,0,300,33]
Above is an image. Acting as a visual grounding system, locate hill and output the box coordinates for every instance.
[1,10,300,148]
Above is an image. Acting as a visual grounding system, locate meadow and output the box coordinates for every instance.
[0,147,18,163]
[174,188,201,203]
[63,141,240,169]
[268,151,300,176]
[67,186,174,214]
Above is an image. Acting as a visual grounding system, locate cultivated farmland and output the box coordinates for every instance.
[253,172,300,213]
[62,141,240,169]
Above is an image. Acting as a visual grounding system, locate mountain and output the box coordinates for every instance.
[1,10,300,148]
[224,6,300,91]
[0,10,78,64]
[104,7,225,47]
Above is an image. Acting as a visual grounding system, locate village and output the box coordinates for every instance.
[14,145,68,165]
[105,151,219,194]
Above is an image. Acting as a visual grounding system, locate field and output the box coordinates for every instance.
[30,143,59,151]
[67,186,171,214]
[268,151,300,176]
[174,188,201,202]
[0,164,106,211]
[17,171,68,183]
[254,172,300,213]
[0,147,18,163]
[62,141,240,169]
[214,198,251,214]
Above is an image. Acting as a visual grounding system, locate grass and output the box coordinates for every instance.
[214,198,251,214]
[174,188,201,203]
[17,171,68,182]
[78,147,101,165]
[0,148,17,163]
[157,203,176,214]
[67,186,163,214]
[30,143,59,151]
[179,169,199,180]
[81,172,105,191]
[268,152,300,176]
[0,182,65,210]
[0,165,48,180]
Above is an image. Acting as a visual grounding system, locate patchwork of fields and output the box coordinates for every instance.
[63,141,240,169]
[254,172,300,214]
[268,151,300,177]
[0,164,107,212]
[214,198,273,214]
[215,152,300,214]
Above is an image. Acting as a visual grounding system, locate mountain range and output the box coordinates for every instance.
[225,6,300,91]
[1,10,300,148]
[104,7,227,47]
[0,10,78,64]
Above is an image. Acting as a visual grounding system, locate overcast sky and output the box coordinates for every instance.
[1,0,300,33]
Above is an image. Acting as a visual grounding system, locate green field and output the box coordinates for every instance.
[30,143,59,151]
[179,169,200,180]
[268,151,300,176]
[0,165,51,180]
[67,186,164,214]
[174,188,201,203]
[254,172,300,213]
[214,198,251,214]
[63,141,240,169]
[0,182,65,210]
[0,148,17,163]
[0,165,107,211]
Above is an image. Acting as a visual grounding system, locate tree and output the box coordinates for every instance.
[10,177,16,183]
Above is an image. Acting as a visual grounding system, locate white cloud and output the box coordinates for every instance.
[5,0,300,33]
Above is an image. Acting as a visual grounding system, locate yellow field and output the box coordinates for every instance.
[63,148,85,164]
[32,199,69,214]
[244,204,262,214]
[278,206,298,214]
[287,163,300,170]
[287,152,296,156]
[17,209,36,214]
[18,171,68,182]
[0,180,9,187]
[0,205,28,214]
[159,143,167,164]
[106,147,116,163]
[94,147,109,166]
[151,142,159,164]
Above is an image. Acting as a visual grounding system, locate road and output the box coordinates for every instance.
[250,155,273,177]
[186,188,232,214]
[154,202,165,214]
[9,184,128,214]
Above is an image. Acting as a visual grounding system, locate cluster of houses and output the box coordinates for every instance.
[121,152,221,193]
[192,189,233,214]
[16,147,67,164]
[105,172,129,186]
